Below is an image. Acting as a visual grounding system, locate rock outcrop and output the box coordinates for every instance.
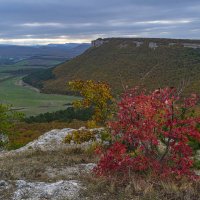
[91,38,105,47]
[0,128,100,200]
[13,180,81,200]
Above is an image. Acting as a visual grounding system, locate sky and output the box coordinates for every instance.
[0,0,200,45]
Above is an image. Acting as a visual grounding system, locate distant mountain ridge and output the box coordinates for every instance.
[46,43,90,49]
[24,37,200,96]
[0,43,91,59]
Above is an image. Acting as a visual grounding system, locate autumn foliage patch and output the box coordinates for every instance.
[94,87,200,179]
[68,80,114,125]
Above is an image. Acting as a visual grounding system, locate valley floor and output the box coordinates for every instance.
[0,76,77,116]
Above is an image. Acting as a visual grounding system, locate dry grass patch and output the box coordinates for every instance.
[79,173,200,200]
[0,147,96,182]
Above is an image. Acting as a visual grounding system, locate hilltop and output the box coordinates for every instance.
[24,38,200,96]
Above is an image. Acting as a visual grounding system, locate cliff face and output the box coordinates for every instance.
[91,38,105,47]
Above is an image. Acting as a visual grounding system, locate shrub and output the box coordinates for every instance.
[95,87,200,179]
[86,120,99,129]
[65,129,96,144]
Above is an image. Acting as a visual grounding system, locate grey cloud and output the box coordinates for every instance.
[0,0,200,44]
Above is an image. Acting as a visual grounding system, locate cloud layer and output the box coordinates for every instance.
[0,0,200,45]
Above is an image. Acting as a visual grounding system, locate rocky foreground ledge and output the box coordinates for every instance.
[1,127,199,200]
[0,128,99,200]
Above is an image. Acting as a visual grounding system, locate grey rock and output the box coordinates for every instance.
[133,41,143,47]
[13,180,81,200]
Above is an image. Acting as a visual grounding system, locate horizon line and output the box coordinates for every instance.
[1,36,200,46]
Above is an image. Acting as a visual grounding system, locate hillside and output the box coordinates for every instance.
[25,38,200,96]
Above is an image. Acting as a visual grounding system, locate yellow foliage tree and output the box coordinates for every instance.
[68,80,114,125]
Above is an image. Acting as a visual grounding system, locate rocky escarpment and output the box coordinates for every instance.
[91,37,200,49]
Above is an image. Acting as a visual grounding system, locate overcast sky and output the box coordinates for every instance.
[0,0,200,45]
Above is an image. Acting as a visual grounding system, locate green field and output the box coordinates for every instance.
[0,76,77,116]
[0,60,78,116]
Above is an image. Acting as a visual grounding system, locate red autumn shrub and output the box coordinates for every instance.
[94,87,200,179]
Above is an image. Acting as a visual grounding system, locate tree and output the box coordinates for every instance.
[68,80,114,125]
[95,87,200,179]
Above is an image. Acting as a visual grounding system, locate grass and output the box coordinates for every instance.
[0,147,96,199]
[0,147,96,182]
[79,174,200,200]
[0,76,78,116]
